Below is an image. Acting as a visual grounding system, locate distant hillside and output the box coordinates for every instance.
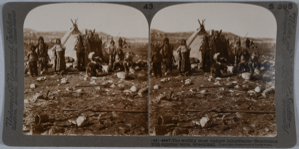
[150,28,275,45]
[23,28,148,44]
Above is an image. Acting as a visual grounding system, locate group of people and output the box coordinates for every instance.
[150,35,260,78]
[151,38,191,78]
[25,33,133,77]
[26,37,67,77]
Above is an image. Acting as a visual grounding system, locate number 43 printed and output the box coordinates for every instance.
[144,3,153,10]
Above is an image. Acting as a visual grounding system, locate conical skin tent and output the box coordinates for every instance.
[47,19,81,61]
[60,20,81,61]
[174,19,208,64]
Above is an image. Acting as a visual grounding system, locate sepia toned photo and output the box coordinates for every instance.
[23,3,149,136]
[149,3,277,137]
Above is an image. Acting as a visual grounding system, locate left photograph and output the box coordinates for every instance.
[23,3,149,136]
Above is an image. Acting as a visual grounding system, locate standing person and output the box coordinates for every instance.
[51,39,66,75]
[74,35,85,71]
[108,40,116,71]
[27,45,39,77]
[151,45,163,78]
[94,34,103,58]
[177,39,191,76]
[161,37,175,76]
[234,38,242,67]
[199,35,210,71]
[35,36,49,74]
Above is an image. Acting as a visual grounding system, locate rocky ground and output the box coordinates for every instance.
[149,63,276,137]
[23,66,149,136]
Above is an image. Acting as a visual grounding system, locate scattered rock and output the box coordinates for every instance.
[76,89,84,93]
[185,79,192,85]
[117,72,128,79]
[161,78,168,83]
[110,84,116,88]
[90,80,97,85]
[214,81,221,85]
[216,77,222,80]
[254,86,261,93]
[61,78,68,84]
[66,87,73,92]
[76,116,86,127]
[241,72,251,80]
[200,90,207,94]
[30,84,36,89]
[130,86,137,92]
[200,117,209,128]
[37,77,46,82]
[154,85,159,90]
[134,66,140,70]
[29,93,44,102]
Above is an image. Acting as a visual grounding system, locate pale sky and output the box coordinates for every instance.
[151,3,277,39]
[24,3,148,38]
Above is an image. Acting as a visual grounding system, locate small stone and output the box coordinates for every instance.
[95,87,101,90]
[76,116,86,127]
[61,78,68,84]
[110,84,116,88]
[185,79,192,85]
[216,77,222,80]
[117,72,128,79]
[130,86,137,92]
[200,90,206,94]
[241,72,251,80]
[254,86,261,93]
[135,66,140,70]
[154,85,159,90]
[90,80,97,85]
[200,117,209,128]
[214,81,221,85]
[208,78,212,82]
[265,127,269,132]
[66,87,73,91]
[76,89,84,93]
[37,77,44,82]
[107,80,113,83]
[161,78,167,83]
[30,84,36,88]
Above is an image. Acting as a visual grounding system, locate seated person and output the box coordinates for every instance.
[86,52,103,77]
[211,53,228,78]
[237,50,251,72]
[112,48,125,71]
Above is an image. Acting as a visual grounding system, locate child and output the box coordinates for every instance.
[27,46,38,77]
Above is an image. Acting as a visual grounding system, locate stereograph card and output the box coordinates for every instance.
[1,1,298,148]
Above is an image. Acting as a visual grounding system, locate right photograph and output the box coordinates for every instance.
[149,3,277,137]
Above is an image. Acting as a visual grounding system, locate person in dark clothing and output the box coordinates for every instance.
[35,36,49,74]
[248,52,260,73]
[27,45,38,77]
[246,38,251,49]
[74,35,85,71]
[200,35,210,71]
[108,40,116,71]
[151,45,163,78]
[210,53,227,78]
[123,51,134,73]
[113,48,125,71]
[86,52,103,77]
[160,37,175,76]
